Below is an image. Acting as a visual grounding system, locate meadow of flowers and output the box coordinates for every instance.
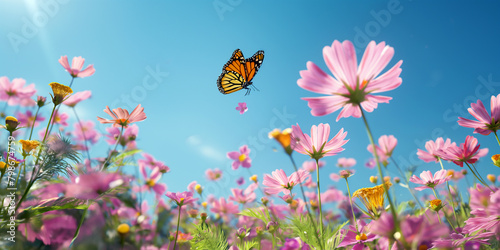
[0,40,499,250]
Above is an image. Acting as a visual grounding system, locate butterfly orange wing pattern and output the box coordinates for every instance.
[217,49,264,95]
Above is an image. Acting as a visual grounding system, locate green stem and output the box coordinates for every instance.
[438,158,460,228]
[28,106,41,140]
[435,211,442,224]
[173,205,182,250]
[288,156,323,249]
[344,178,359,233]
[315,159,324,239]
[465,163,493,192]
[15,104,57,211]
[360,109,404,245]
[390,156,424,210]
[102,126,124,171]
[494,131,500,147]
[69,204,89,247]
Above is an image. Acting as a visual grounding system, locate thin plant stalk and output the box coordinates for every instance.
[102,126,124,171]
[360,109,404,244]
[288,155,323,248]
[464,162,493,192]
[173,205,182,250]
[28,106,41,140]
[16,104,58,211]
[315,159,324,237]
[494,131,500,147]
[438,158,460,228]
[344,177,359,233]
[390,156,424,210]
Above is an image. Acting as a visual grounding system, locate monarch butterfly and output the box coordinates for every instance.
[217,49,264,95]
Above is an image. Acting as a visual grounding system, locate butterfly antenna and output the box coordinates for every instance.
[251,84,260,92]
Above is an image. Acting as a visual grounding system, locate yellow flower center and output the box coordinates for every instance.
[356,233,367,241]
[146,179,155,187]
[239,154,246,162]
[202,201,207,208]
[250,175,258,182]
[0,162,6,169]
[487,174,496,183]
[117,223,130,234]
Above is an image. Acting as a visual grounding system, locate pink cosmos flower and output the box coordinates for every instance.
[302,160,325,172]
[65,172,125,200]
[321,188,346,203]
[235,102,248,114]
[51,110,69,127]
[297,40,402,121]
[0,77,36,106]
[338,220,379,249]
[16,110,45,128]
[138,153,170,173]
[437,136,489,167]
[367,135,397,165]
[105,124,139,148]
[205,168,223,181]
[458,94,500,135]
[58,55,95,78]
[417,137,456,163]
[18,211,76,247]
[165,191,197,207]
[97,104,147,128]
[263,169,310,195]
[229,187,256,204]
[63,90,91,107]
[140,165,167,198]
[337,157,356,168]
[227,145,252,169]
[409,169,452,191]
[291,123,348,160]
[211,197,239,216]
[73,120,100,144]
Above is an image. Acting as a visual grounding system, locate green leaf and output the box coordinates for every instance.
[17,197,88,220]
[238,207,271,225]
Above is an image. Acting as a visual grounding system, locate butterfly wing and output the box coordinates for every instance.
[217,71,246,94]
[222,49,246,78]
[244,50,264,83]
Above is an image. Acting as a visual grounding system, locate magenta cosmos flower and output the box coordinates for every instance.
[417,137,456,163]
[165,191,197,207]
[97,104,147,128]
[263,169,310,195]
[458,94,500,135]
[16,110,45,128]
[140,164,167,198]
[0,77,36,106]
[409,169,452,191]
[138,153,170,173]
[63,90,91,107]
[338,221,378,250]
[59,55,95,78]
[302,159,325,172]
[437,136,488,167]
[291,123,348,160]
[73,120,100,144]
[235,102,248,114]
[297,40,403,121]
[227,145,252,169]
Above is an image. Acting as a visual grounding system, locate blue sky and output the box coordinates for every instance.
[1,0,500,205]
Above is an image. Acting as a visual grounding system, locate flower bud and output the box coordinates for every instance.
[492,154,500,168]
[369,176,378,184]
[393,177,400,184]
[487,174,496,183]
[266,221,278,233]
[117,223,130,235]
[261,197,269,206]
[187,209,198,218]
[195,184,203,195]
